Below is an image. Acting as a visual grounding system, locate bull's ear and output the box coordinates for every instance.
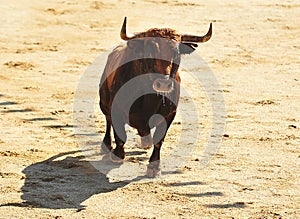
[127,39,144,53]
[179,42,198,54]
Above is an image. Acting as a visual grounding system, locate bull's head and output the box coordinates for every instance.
[120,17,212,94]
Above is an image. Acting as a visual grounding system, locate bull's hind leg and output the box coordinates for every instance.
[110,124,127,163]
[101,118,112,154]
[138,128,153,149]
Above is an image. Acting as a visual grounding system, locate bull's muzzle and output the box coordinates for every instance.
[152,76,174,93]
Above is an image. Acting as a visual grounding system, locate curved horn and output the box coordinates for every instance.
[181,23,212,43]
[120,17,135,41]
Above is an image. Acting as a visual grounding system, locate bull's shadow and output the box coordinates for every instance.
[18,150,128,210]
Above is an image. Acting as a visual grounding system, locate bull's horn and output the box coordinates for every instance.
[120,17,135,41]
[181,23,212,43]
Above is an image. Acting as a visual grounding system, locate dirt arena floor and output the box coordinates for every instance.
[0,0,299,218]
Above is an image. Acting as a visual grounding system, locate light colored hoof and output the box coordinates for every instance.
[146,166,161,178]
[109,152,124,164]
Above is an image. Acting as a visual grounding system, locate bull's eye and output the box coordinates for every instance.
[156,82,161,88]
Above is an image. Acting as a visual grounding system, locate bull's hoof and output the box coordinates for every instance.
[146,164,161,178]
[109,148,125,163]
[109,153,124,163]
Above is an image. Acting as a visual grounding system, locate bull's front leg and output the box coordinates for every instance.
[101,117,112,154]
[110,125,127,163]
[147,113,176,178]
[147,122,167,178]
[147,142,162,178]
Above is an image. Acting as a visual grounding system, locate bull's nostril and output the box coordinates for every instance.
[153,79,174,93]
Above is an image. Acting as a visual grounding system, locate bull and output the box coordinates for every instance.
[99,17,212,177]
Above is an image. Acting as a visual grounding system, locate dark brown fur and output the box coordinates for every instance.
[100,31,180,177]
[99,20,211,177]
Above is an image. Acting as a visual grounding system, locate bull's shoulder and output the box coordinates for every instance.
[107,43,127,60]
[101,43,128,91]
[104,44,127,74]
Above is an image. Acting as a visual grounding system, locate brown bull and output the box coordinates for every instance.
[99,17,212,177]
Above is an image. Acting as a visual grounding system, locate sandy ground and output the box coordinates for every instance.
[0,0,299,218]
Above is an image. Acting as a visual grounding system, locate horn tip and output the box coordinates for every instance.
[120,16,128,40]
[207,23,213,38]
[122,17,127,27]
